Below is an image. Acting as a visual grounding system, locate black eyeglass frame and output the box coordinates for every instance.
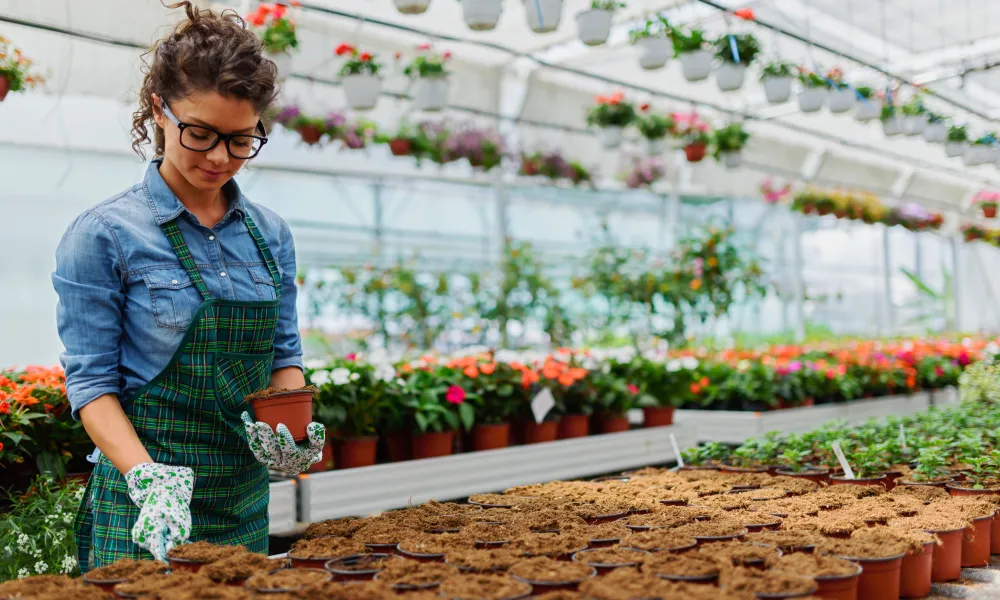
[160,100,268,159]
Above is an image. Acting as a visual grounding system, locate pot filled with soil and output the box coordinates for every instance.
[511,532,589,560]
[579,566,676,598]
[113,573,213,599]
[773,553,861,600]
[82,560,167,593]
[398,533,473,562]
[446,548,523,573]
[352,520,419,554]
[509,557,596,593]
[439,573,532,600]
[324,553,393,581]
[245,386,316,442]
[947,483,1000,496]
[820,537,908,600]
[621,529,697,553]
[889,514,965,583]
[720,566,818,598]
[673,521,749,545]
[731,510,783,533]
[641,552,721,584]
[744,530,820,554]
[852,526,936,598]
[467,493,534,510]
[303,516,366,540]
[578,522,630,548]
[167,541,246,573]
[962,514,993,568]
[698,541,781,570]
[571,547,649,575]
[828,474,888,489]
[202,552,285,587]
[896,477,953,489]
[775,467,829,485]
[557,413,590,439]
[245,567,331,593]
[373,558,458,591]
[288,536,369,569]
[463,522,524,549]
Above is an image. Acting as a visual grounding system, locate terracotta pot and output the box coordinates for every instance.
[684,142,707,162]
[984,205,998,218]
[992,510,1000,555]
[334,436,378,469]
[510,566,596,594]
[962,515,992,568]
[307,440,334,473]
[642,406,675,427]
[518,419,559,445]
[384,430,411,462]
[410,430,455,459]
[900,542,934,599]
[364,543,400,555]
[927,528,964,582]
[557,413,590,439]
[829,474,887,488]
[0,75,9,102]
[883,471,903,491]
[571,548,648,575]
[324,553,391,582]
[719,465,769,474]
[471,422,511,451]
[842,554,903,600]
[250,389,314,442]
[596,414,630,434]
[298,125,323,145]
[812,562,861,600]
[896,479,952,489]
[947,483,1000,496]
[775,468,829,484]
[167,557,209,573]
[757,588,818,599]
[388,138,411,156]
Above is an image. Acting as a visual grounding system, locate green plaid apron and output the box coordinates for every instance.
[73,214,281,572]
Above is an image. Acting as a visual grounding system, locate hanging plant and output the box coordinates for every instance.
[879,103,903,136]
[246,2,300,81]
[635,104,674,155]
[401,44,453,111]
[324,112,378,150]
[900,94,928,136]
[759,178,792,204]
[520,150,593,186]
[335,44,382,111]
[670,27,712,82]
[671,112,711,163]
[273,105,327,145]
[966,133,998,166]
[443,126,507,171]
[796,68,828,113]
[524,0,565,33]
[760,60,796,104]
[975,191,1000,219]
[0,37,44,102]
[621,157,666,189]
[394,0,432,15]
[712,33,760,92]
[629,14,673,70]
[854,86,880,122]
[711,122,750,169]
[586,91,637,149]
[460,0,504,31]
[576,1,625,46]
[825,68,855,114]
[923,112,948,143]
[945,124,969,158]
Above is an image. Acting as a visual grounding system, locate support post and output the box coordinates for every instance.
[372,179,384,259]
[789,148,827,343]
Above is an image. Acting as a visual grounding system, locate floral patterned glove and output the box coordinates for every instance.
[241,411,326,474]
[124,462,194,562]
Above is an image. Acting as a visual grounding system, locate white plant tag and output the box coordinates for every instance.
[899,424,907,452]
[530,388,556,424]
[831,442,855,480]
[670,434,684,467]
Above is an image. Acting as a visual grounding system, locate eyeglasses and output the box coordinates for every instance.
[160,100,268,159]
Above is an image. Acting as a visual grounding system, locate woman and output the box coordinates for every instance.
[53,2,325,570]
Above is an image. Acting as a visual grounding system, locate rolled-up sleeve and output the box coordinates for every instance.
[272,219,303,371]
[52,211,126,419]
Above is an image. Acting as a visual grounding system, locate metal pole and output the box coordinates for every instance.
[882,225,895,335]
[950,235,962,331]
[373,180,384,259]
[790,214,806,343]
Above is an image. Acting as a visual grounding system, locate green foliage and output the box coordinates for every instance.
[760,61,796,80]
[586,95,637,128]
[713,33,760,64]
[911,446,949,482]
[636,112,674,140]
[591,0,626,10]
[712,122,750,157]
[797,70,828,89]
[628,14,671,43]
[854,86,874,99]
[307,358,389,437]
[947,125,968,142]
[0,477,83,580]
[670,27,707,56]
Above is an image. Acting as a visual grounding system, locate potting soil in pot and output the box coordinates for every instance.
[353,520,421,544]
[114,573,213,597]
[768,476,821,496]
[698,540,781,568]
[468,493,534,508]
[84,558,166,582]
[167,540,245,563]
[511,532,588,556]
[159,587,251,600]
[201,552,285,584]
[303,516,365,539]
[772,552,859,576]
[287,581,391,600]
[243,385,316,401]
[508,556,593,582]
[748,488,789,501]
[672,519,747,538]
[817,536,909,559]
[446,548,523,572]
[461,521,525,542]
[512,508,587,531]
[721,566,817,595]
[780,512,866,537]
[753,496,822,517]
[574,547,648,566]
[576,567,676,599]
[245,568,330,591]
[892,484,950,502]
[375,556,458,586]
[398,532,474,555]
[290,535,368,559]
[532,592,584,600]
[0,575,93,598]
[696,493,755,511]
[851,525,935,554]
[744,529,821,552]
[641,552,721,577]
[470,507,519,523]
[439,573,532,600]
[621,528,697,551]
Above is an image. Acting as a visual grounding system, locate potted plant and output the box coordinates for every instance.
[525,0,565,33]
[588,370,639,434]
[672,112,711,162]
[854,86,880,121]
[923,112,948,143]
[394,0,431,14]
[897,446,953,487]
[335,44,382,111]
[945,124,969,157]
[670,26,712,82]
[629,14,673,70]
[576,1,625,46]
[976,191,1000,218]
[635,104,674,154]
[962,223,987,242]
[586,91,637,149]
[946,454,1000,495]
[444,126,506,171]
[309,359,387,470]
[246,2,299,82]
[453,359,518,451]
[830,443,888,487]
[825,68,855,113]
[901,95,928,136]
[460,0,504,31]
[402,44,452,112]
[712,33,760,92]
[796,68,828,113]
[0,37,44,102]
[712,122,750,169]
[272,105,328,145]
[880,103,903,136]
[389,368,475,459]
[621,157,666,189]
[760,60,796,104]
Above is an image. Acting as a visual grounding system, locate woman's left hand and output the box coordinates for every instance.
[241,412,326,474]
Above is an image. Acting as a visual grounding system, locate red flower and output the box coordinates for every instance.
[640,103,650,111]
[418,42,432,51]
[335,43,355,56]
[360,52,373,61]
[934,365,945,378]
[445,385,466,405]
[345,353,357,361]
[0,401,9,415]
[626,383,639,395]
[273,4,287,19]
[733,7,755,20]
[443,51,452,59]
[0,441,4,453]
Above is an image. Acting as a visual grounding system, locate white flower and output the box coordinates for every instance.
[74,487,85,501]
[666,359,682,372]
[680,356,699,370]
[304,358,328,370]
[330,368,352,386]
[63,513,73,524]
[16,533,29,550]
[374,364,396,382]
[32,548,42,558]
[17,568,29,578]
[61,555,77,574]
[310,370,331,386]
[34,560,48,574]
[349,372,360,382]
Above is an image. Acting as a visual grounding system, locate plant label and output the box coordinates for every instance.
[670,434,684,467]
[531,388,556,424]
[831,442,855,480]
[899,424,907,452]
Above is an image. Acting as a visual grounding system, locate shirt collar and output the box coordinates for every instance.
[143,158,247,226]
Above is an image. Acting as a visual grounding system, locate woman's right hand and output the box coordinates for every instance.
[124,462,194,562]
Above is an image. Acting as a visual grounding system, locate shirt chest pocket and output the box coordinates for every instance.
[247,265,278,301]
[142,268,203,331]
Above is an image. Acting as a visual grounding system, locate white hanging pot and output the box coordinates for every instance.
[394,0,431,14]
[881,116,904,136]
[965,145,993,166]
[647,138,667,155]
[715,63,746,92]
[923,122,947,144]
[855,99,880,122]
[762,77,793,104]
[265,51,293,83]
[945,141,968,158]
[903,115,927,136]
[636,37,672,70]
[797,88,827,113]
[827,88,856,114]
[524,0,563,33]
[597,126,624,149]
[679,50,713,82]
[576,9,612,46]
[721,150,744,169]
[461,0,503,30]
[342,74,382,111]
[412,76,450,111]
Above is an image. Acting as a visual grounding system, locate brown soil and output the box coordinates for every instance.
[855,494,925,517]
[398,532,475,555]
[624,511,695,528]
[642,552,722,577]
[773,552,859,577]
[891,485,949,502]
[244,385,316,401]
[744,530,821,551]
[292,581,393,600]
[512,508,586,532]
[747,488,789,501]
[781,512,865,537]
[753,497,822,517]
[673,520,748,538]
[375,557,458,586]
[722,566,817,594]
[511,532,588,556]
[577,567,676,599]
[446,548,523,572]
[508,557,594,582]
[574,547,649,565]
[115,573,213,596]
[557,499,631,520]
[303,516,366,539]
[439,574,532,600]
[418,500,481,515]
[726,510,784,526]
[696,494,755,511]
[814,485,884,500]
[818,536,909,559]
[326,554,393,572]
[469,508,518,524]
[201,552,285,583]
[580,521,631,541]
[852,526,936,554]
[676,480,733,497]
[0,575,80,597]
[887,513,971,532]
[167,541,245,562]
[768,476,821,496]
[85,559,166,582]
[698,541,781,568]
[462,521,525,542]
[421,513,471,532]
[159,587,252,600]
[621,529,697,551]
[246,568,330,591]
[27,588,108,600]
[940,497,997,519]
[532,592,584,600]
[468,494,534,507]
[290,536,368,559]
[352,521,421,545]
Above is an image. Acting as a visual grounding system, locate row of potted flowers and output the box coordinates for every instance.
[789,187,945,233]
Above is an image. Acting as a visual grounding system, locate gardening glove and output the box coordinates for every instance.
[241,411,326,474]
[124,462,194,563]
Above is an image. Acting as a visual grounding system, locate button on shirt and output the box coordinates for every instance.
[53,159,303,419]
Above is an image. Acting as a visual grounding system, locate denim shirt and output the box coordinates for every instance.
[53,160,303,419]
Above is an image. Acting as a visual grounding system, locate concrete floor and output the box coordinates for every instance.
[932,558,1000,598]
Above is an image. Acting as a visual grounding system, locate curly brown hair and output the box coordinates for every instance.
[131,1,279,159]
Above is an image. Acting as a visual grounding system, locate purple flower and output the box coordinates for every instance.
[325,112,347,130]
[274,105,300,125]
[343,131,364,149]
[788,361,802,373]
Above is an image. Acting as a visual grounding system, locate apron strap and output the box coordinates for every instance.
[160,219,213,302]
[243,215,282,300]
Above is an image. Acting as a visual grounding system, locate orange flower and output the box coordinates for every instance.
[542,363,562,380]
[509,361,525,372]
[463,365,479,379]
[521,369,539,389]
[568,368,588,381]
[480,363,496,376]
[690,383,702,394]
[690,278,702,291]
[700,377,709,387]
[707,257,718,268]
[401,364,414,373]
[0,401,9,415]
[558,372,575,387]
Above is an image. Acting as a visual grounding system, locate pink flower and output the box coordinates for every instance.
[443,50,452,59]
[626,383,639,395]
[934,365,944,378]
[345,353,357,361]
[418,42,432,51]
[446,385,466,405]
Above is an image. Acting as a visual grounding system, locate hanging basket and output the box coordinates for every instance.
[881,116,904,136]
[923,122,947,144]
[720,150,743,169]
[597,126,624,149]
[827,88,856,114]
[762,77,793,104]
[903,115,927,136]
[797,88,827,113]
[342,74,382,111]
[394,0,431,14]
[855,99,880,122]
[635,37,672,70]
[576,9,612,46]
[461,0,503,31]
[715,63,746,92]
[678,50,713,82]
[965,145,995,166]
[412,76,450,112]
[0,75,10,102]
[647,138,667,155]
[524,0,563,33]
[684,142,707,163]
[265,51,293,83]
[945,141,968,158]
